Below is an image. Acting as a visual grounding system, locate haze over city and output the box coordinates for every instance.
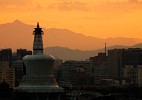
[1,0,142,39]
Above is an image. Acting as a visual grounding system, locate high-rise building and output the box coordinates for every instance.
[11,60,24,87]
[107,48,142,78]
[89,53,108,85]
[90,53,107,67]
[122,65,137,86]
[54,58,63,81]
[121,65,142,87]
[0,61,15,88]
[58,60,92,87]
[0,48,12,67]
[16,49,32,60]
[137,65,142,87]
[10,49,32,87]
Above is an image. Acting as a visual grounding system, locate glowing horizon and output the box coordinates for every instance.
[0,0,142,39]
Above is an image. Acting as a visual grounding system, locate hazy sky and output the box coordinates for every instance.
[1,0,142,38]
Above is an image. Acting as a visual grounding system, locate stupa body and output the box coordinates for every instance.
[14,23,63,100]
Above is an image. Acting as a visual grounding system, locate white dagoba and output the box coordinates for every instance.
[14,23,63,100]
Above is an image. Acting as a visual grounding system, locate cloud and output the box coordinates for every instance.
[128,0,139,3]
[91,1,142,22]
[47,0,142,14]
[90,0,142,15]
[47,1,89,11]
[0,0,30,6]
[0,0,44,12]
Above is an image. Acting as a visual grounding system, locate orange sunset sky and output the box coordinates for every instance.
[1,0,142,39]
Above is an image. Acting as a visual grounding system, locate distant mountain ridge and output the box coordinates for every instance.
[44,43,142,60]
[0,20,142,51]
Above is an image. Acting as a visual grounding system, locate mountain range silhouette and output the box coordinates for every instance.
[0,20,141,51]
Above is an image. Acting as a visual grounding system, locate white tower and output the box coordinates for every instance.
[33,22,43,55]
[14,23,63,100]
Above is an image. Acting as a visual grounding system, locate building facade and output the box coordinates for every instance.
[0,61,15,88]
[122,65,142,87]
[90,53,108,86]
[0,48,12,67]
[58,60,92,87]
[16,49,32,60]
[107,48,142,79]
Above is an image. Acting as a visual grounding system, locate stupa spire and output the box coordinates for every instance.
[33,22,44,55]
[37,22,39,28]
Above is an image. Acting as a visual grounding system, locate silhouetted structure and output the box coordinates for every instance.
[0,62,15,88]
[106,48,142,86]
[58,60,92,87]
[17,49,32,60]
[90,53,107,85]
[11,49,32,87]
[0,80,13,99]
[14,23,63,100]
[90,53,107,67]
[12,60,24,87]
[0,48,12,67]
[33,22,43,55]
[107,48,142,78]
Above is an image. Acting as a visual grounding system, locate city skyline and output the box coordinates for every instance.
[0,0,142,38]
